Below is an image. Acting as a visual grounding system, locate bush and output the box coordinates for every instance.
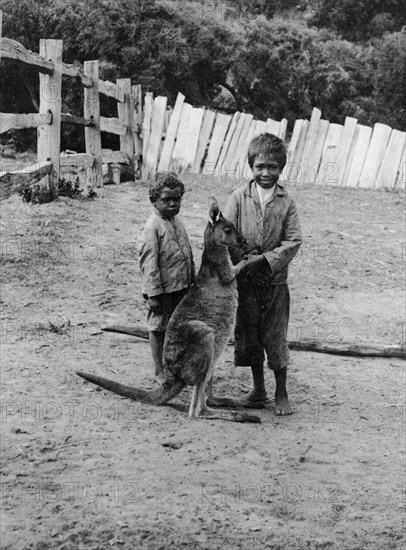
[372,31,406,130]
[20,177,97,203]
[230,18,379,127]
[310,0,406,41]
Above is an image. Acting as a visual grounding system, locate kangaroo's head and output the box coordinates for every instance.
[207,198,246,249]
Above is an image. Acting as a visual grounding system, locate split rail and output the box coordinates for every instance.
[0,12,142,200]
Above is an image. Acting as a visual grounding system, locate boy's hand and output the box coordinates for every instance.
[242,254,266,275]
[242,255,272,284]
[148,296,162,314]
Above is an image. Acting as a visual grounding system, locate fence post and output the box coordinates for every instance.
[37,39,63,198]
[0,10,3,62]
[132,84,143,172]
[117,78,134,180]
[84,60,103,188]
[142,92,154,162]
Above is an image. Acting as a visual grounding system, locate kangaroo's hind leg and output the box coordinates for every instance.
[186,330,215,418]
[190,378,210,417]
[191,353,220,417]
[164,320,215,418]
[189,359,262,423]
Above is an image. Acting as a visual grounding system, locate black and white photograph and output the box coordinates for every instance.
[1,1,405,548]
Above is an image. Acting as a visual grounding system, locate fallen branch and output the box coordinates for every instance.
[102,324,406,359]
[288,339,406,359]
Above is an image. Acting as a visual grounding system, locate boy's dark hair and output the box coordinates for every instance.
[248,133,287,170]
[149,171,185,203]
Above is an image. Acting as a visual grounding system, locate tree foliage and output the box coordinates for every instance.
[373,31,406,129]
[311,0,406,41]
[228,18,380,126]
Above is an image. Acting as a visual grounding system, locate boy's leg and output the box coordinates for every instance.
[262,285,292,415]
[241,363,268,403]
[149,331,165,380]
[234,283,269,405]
[273,367,291,415]
[146,294,171,381]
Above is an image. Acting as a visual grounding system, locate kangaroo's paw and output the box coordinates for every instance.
[231,258,248,277]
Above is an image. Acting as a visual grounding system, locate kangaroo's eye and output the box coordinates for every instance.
[224,228,232,234]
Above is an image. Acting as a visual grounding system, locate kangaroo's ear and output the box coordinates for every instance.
[208,197,221,224]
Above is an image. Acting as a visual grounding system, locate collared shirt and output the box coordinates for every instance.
[255,182,275,213]
[224,180,303,285]
[137,211,195,297]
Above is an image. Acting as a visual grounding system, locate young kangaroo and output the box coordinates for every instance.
[77,199,260,422]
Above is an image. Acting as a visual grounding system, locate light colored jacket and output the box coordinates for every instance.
[138,211,195,297]
[224,180,302,285]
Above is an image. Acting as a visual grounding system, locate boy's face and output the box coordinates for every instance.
[153,186,182,219]
[252,153,281,189]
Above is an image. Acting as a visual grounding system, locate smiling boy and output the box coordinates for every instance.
[224,133,302,415]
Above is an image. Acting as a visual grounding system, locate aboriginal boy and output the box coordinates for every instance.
[138,172,195,381]
[224,133,302,415]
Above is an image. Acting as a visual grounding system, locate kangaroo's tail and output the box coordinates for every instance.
[76,371,186,405]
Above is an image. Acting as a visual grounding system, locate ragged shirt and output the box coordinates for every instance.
[138,211,195,297]
[224,180,303,285]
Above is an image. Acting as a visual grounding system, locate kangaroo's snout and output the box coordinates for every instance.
[219,228,243,247]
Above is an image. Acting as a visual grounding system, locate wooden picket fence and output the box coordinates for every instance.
[142,96,405,189]
[286,108,405,189]
[141,92,288,180]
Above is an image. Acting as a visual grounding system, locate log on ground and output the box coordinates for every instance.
[102,324,406,359]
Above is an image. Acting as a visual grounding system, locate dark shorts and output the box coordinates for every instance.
[146,288,189,332]
[234,283,290,371]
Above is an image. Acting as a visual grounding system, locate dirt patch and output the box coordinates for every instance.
[1,174,405,549]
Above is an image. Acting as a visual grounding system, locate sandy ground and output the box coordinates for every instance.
[1,172,405,549]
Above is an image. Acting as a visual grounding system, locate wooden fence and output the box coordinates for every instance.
[1,11,404,200]
[142,97,405,189]
[285,108,405,189]
[141,91,288,180]
[0,12,142,201]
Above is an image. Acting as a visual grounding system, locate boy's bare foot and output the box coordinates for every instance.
[275,391,292,415]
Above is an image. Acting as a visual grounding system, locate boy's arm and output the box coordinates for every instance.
[262,200,302,275]
[138,225,164,298]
